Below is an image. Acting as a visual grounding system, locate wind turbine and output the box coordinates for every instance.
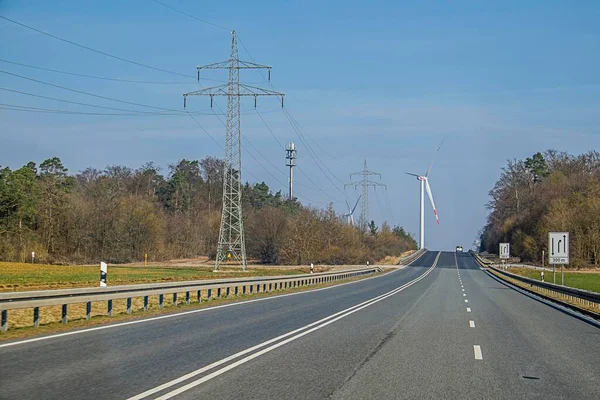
[344,196,362,225]
[405,141,443,249]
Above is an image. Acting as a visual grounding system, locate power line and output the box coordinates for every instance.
[141,2,343,204]
[254,107,342,202]
[0,15,194,79]
[236,34,350,200]
[0,87,213,115]
[282,106,349,199]
[0,103,182,116]
[0,58,223,84]
[0,69,193,113]
[383,189,396,222]
[149,0,232,32]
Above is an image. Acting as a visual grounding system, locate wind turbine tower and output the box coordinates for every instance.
[405,141,443,249]
[345,160,386,231]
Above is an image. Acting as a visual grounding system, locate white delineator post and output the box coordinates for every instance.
[100,262,107,287]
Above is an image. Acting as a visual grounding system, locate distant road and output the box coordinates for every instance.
[1,251,598,399]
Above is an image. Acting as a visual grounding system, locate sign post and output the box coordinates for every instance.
[548,232,569,286]
[100,262,107,287]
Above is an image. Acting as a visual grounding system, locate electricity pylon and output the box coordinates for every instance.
[183,30,284,270]
[345,160,386,231]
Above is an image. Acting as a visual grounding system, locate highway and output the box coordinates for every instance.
[0,251,598,399]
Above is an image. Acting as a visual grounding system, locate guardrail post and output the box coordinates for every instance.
[159,294,164,309]
[250,285,254,294]
[217,288,221,298]
[186,291,191,304]
[208,289,212,301]
[173,293,178,306]
[263,284,266,292]
[61,304,68,324]
[235,286,239,296]
[86,302,91,320]
[143,296,149,311]
[33,307,40,328]
[269,283,272,291]
[226,287,230,298]
[242,286,246,295]
[107,300,113,317]
[1,310,6,332]
[197,290,201,303]
[127,298,132,314]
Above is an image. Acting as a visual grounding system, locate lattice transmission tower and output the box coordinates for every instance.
[183,31,284,270]
[345,160,386,231]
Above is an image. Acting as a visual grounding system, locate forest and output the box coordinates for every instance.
[480,150,600,267]
[0,157,417,265]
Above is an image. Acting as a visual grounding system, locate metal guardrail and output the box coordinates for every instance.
[470,251,600,316]
[0,267,379,332]
[398,249,426,266]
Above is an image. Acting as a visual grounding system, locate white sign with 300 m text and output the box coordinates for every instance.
[548,232,569,265]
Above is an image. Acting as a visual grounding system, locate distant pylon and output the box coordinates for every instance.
[285,142,297,200]
[183,31,284,270]
[345,160,386,231]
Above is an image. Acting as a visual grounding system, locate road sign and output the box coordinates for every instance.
[499,243,510,259]
[548,232,569,265]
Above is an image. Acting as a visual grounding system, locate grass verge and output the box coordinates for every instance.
[0,269,391,342]
[507,267,600,294]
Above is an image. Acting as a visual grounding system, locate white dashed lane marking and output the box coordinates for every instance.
[469,320,475,328]
[466,307,471,312]
[465,299,469,303]
[474,345,483,360]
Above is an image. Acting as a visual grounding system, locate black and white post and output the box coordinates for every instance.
[100,261,107,287]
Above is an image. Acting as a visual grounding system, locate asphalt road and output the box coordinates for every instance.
[0,251,598,399]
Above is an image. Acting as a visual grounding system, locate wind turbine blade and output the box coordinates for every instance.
[425,179,440,225]
[351,195,362,214]
[425,140,445,178]
[405,172,420,178]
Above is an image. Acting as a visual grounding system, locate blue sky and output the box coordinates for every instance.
[1,0,599,250]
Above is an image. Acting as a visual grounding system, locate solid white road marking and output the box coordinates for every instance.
[128,253,442,400]
[1,252,433,350]
[466,307,471,312]
[474,345,483,360]
[469,320,475,328]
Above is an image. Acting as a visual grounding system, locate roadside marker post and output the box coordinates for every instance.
[31,251,35,264]
[100,261,107,287]
[548,232,569,286]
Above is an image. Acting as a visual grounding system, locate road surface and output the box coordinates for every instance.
[1,251,598,399]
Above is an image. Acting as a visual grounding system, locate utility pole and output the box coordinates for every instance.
[183,31,284,270]
[285,142,297,200]
[345,160,386,231]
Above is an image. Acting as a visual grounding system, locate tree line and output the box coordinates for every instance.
[479,150,600,267]
[0,157,417,265]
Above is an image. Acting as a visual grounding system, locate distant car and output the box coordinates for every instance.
[456,245,463,252]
